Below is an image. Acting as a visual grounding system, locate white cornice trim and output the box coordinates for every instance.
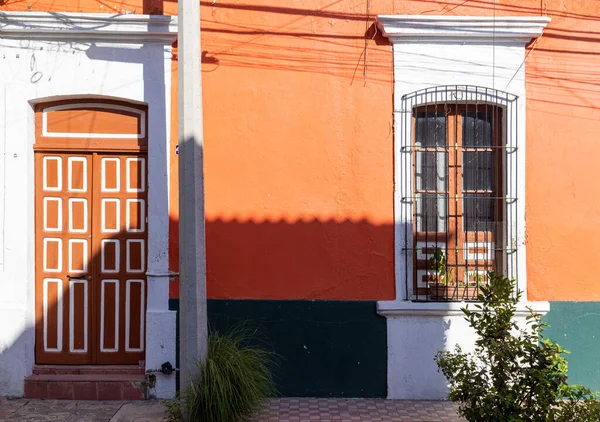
[377,300,550,317]
[0,12,177,43]
[376,15,550,43]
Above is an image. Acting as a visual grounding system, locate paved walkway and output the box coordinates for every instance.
[0,397,464,421]
[256,398,464,421]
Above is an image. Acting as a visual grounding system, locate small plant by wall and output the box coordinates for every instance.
[434,272,600,422]
[165,326,278,422]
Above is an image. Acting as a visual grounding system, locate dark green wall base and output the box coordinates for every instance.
[168,299,387,397]
[544,302,600,392]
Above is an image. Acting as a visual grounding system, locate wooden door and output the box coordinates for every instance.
[35,152,147,365]
[412,106,502,298]
[93,153,147,364]
[35,153,93,364]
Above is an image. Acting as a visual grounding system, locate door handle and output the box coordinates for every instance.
[67,274,90,280]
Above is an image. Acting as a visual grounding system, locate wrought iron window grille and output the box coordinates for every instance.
[398,86,519,302]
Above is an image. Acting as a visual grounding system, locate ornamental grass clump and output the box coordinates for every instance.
[434,272,600,422]
[166,326,278,422]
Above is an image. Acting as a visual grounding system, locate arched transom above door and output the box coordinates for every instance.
[34,98,148,152]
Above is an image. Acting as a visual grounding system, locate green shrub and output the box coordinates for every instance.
[434,272,600,422]
[165,326,278,422]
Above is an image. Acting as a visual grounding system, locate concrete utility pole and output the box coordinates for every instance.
[178,0,208,393]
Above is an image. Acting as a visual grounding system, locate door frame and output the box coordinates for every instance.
[28,94,176,392]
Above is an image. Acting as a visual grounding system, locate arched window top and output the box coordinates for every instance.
[34,97,147,152]
[401,85,518,108]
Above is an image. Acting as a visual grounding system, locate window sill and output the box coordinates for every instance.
[377,299,550,318]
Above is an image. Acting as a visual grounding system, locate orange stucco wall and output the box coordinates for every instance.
[520,2,600,301]
[174,1,397,300]
[5,1,600,301]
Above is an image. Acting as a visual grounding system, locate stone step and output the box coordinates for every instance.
[24,366,148,400]
[32,365,145,376]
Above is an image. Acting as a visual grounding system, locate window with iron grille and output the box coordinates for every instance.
[400,86,519,302]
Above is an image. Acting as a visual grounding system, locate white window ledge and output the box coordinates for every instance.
[0,12,177,43]
[376,15,550,42]
[377,300,550,318]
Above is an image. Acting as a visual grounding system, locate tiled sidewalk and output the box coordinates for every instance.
[0,398,124,421]
[0,397,464,421]
[253,398,464,421]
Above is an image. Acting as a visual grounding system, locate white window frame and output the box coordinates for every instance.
[375,15,551,315]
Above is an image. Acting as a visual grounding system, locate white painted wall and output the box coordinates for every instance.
[376,15,551,400]
[387,313,474,400]
[0,12,177,398]
[384,304,548,399]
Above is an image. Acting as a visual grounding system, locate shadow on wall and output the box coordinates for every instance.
[191,218,396,300]
[0,217,395,398]
[0,322,34,396]
[0,226,147,397]
[169,218,396,397]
